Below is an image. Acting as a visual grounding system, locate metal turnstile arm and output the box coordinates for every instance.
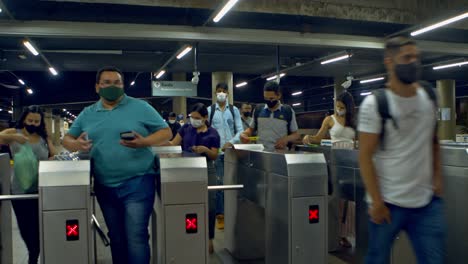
[0,194,38,201]
[207,184,244,191]
[92,214,110,247]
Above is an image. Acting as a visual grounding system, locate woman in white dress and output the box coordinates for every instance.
[303,91,356,250]
[303,91,356,144]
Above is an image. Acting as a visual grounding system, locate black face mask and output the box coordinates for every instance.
[243,112,251,118]
[266,100,278,109]
[24,124,38,134]
[395,62,421,85]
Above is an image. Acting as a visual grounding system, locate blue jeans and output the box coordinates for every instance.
[95,174,156,264]
[215,154,225,215]
[365,196,446,264]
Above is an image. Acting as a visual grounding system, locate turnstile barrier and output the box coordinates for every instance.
[39,160,93,264]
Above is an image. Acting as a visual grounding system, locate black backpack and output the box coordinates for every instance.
[209,104,238,134]
[252,104,294,134]
[374,81,438,150]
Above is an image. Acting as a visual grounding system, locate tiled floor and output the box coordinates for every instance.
[12,208,347,264]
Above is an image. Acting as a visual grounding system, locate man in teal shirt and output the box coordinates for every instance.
[63,67,171,264]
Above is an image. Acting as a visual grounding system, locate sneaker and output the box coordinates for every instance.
[216,214,224,230]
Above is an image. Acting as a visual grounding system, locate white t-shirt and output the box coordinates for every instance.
[358,87,436,208]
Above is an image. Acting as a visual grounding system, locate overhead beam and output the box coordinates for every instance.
[0,21,467,55]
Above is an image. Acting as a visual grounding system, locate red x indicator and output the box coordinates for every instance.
[185,214,198,234]
[309,205,319,224]
[67,225,78,236]
[66,220,80,241]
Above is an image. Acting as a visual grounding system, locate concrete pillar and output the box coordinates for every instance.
[53,116,62,146]
[437,80,456,140]
[212,72,233,105]
[172,73,187,121]
[44,109,53,140]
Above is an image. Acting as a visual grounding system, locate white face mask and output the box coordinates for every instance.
[337,109,346,116]
[216,92,227,103]
[168,120,176,124]
[190,117,204,128]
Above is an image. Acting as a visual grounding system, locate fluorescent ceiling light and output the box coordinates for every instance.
[213,0,239,23]
[156,70,166,79]
[236,82,247,88]
[49,67,58,76]
[130,81,135,86]
[23,40,39,56]
[321,54,350,65]
[26,88,33,94]
[18,79,25,85]
[0,8,3,13]
[0,109,2,112]
[176,46,192,59]
[360,77,385,84]
[292,91,303,96]
[360,92,372,96]
[292,103,302,107]
[411,12,468,36]
[8,110,13,114]
[266,73,286,81]
[63,109,66,112]
[433,61,468,70]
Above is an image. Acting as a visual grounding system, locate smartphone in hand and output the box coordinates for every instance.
[120,131,136,141]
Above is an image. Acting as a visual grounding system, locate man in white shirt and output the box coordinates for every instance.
[358,36,445,264]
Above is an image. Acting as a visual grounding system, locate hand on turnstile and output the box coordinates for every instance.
[192,145,209,154]
[275,136,289,149]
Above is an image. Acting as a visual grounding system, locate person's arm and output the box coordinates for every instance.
[359,132,391,224]
[0,128,28,144]
[303,117,331,144]
[275,108,300,149]
[63,133,93,152]
[240,127,254,143]
[193,146,218,160]
[357,95,391,224]
[47,139,57,157]
[168,133,183,146]
[229,107,244,145]
[432,138,442,197]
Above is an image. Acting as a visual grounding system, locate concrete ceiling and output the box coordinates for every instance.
[0,0,467,115]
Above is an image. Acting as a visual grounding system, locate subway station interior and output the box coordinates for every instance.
[0,1,467,264]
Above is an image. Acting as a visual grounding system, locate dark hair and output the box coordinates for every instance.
[96,66,124,84]
[16,105,48,141]
[169,112,177,118]
[215,82,229,92]
[264,81,281,94]
[336,92,356,129]
[190,103,210,127]
[384,36,416,58]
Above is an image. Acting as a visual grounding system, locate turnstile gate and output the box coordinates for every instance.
[225,146,328,264]
[441,142,468,263]
[152,146,209,264]
[39,160,93,264]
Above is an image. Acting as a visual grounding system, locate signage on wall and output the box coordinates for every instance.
[152,81,197,97]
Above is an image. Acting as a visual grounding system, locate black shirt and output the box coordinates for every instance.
[167,121,181,140]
